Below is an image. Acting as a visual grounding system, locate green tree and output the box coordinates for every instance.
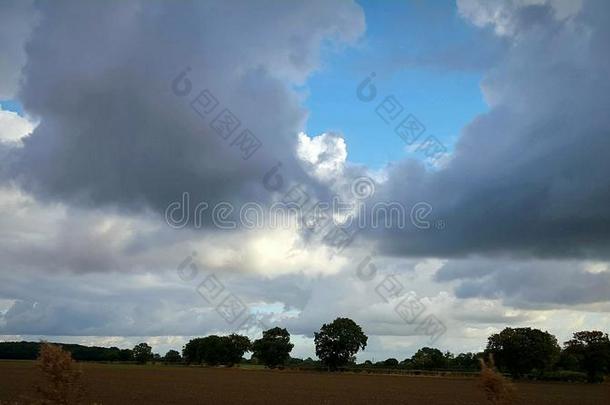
[411,347,446,370]
[564,331,610,383]
[486,327,560,377]
[252,327,294,368]
[314,317,367,370]
[132,343,152,364]
[164,349,182,363]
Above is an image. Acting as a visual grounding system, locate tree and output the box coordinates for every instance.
[118,348,133,362]
[182,337,205,364]
[0,342,134,362]
[302,357,318,366]
[452,352,481,371]
[164,349,182,363]
[224,334,251,366]
[411,347,446,370]
[564,331,610,383]
[383,358,399,368]
[132,343,153,364]
[252,327,294,368]
[486,327,560,377]
[182,335,250,366]
[198,336,226,366]
[399,358,413,369]
[314,317,368,370]
[287,357,304,366]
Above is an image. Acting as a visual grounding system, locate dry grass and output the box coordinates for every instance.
[478,354,516,405]
[34,343,84,405]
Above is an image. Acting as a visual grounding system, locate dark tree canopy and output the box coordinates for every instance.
[164,349,182,363]
[411,347,446,370]
[486,327,560,377]
[564,331,610,383]
[451,352,480,370]
[383,358,399,368]
[225,334,251,365]
[252,327,294,368]
[132,343,153,364]
[314,317,367,370]
[182,334,250,366]
[0,342,133,362]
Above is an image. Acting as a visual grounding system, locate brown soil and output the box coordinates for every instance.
[1,360,608,404]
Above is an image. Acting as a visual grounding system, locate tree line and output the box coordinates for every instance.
[0,341,133,362]
[1,318,609,383]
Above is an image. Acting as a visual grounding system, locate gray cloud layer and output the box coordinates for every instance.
[436,258,610,307]
[7,0,364,220]
[4,0,609,261]
[0,0,37,99]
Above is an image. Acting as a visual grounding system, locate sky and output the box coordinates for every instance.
[0,0,609,361]
[305,0,489,167]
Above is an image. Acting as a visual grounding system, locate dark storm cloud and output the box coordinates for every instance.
[0,0,37,99]
[435,258,610,307]
[5,0,364,218]
[367,0,610,260]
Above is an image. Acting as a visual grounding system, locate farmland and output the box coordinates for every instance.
[1,360,608,404]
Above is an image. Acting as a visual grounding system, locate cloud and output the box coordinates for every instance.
[457,0,583,37]
[366,0,610,260]
[0,185,349,278]
[0,0,38,99]
[0,107,35,144]
[435,257,610,307]
[0,187,606,355]
[297,132,347,182]
[3,251,607,359]
[4,0,364,221]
